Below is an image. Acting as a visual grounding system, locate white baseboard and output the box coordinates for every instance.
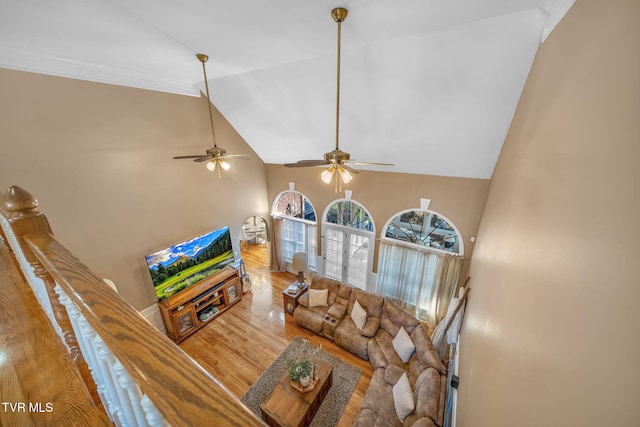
[139,303,166,334]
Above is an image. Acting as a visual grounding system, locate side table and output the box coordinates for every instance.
[283,283,308,316]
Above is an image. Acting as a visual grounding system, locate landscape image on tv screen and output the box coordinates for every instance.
[145,226,234,302]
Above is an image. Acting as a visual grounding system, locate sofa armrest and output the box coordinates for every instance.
[298,292,309,308]
[384,364,406,385]
[360,316,380,338]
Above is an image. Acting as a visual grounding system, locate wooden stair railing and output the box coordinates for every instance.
[0,237,112,426]
[0,186,263,427]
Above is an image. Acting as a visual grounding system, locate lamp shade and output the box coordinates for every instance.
[292,252,308,272]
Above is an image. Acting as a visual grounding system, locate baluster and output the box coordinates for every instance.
[57,287,112,420]
[141,395,168,427]
[115,360,151,427]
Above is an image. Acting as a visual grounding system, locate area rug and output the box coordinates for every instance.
[241,336,362,427]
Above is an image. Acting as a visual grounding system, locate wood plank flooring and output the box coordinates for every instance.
[179,244,372,427]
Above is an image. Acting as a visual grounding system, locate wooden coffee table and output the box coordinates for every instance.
[260,358,333,427]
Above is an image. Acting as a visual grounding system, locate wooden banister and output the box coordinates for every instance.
[25,231,262,426]
[0,186,98,404]
[1,186,263,426]
[0,239,112,427]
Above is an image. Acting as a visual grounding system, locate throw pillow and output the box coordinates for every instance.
[308,289,328,307]
[392,372,415,422]
[392,326,416,363]
[351,299,367,330]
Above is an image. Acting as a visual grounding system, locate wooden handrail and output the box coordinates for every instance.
[24,231,262,426]
[0,240,112,426]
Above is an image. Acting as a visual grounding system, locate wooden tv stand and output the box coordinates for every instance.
[158,267,242,343]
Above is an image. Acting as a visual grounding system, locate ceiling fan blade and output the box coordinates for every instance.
[340,164,359,174]
[221,154,251,159]
[193,156,214,162]
[346,161,394,166]
[173,155,208,159]
[283,160,329,167]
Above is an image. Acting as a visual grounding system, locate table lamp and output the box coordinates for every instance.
[292,252,307,288]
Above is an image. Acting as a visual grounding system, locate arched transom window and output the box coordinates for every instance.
[273,191,316,221]
[384,209,463,254]
[325,200,373,231]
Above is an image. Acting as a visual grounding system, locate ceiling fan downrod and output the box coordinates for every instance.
[332,8,347,152]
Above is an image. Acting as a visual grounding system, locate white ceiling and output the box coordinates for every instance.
[0,0,574,179]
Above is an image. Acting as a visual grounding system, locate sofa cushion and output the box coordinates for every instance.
[403,367,443,427]
[353,408,396,427]
[349,288,384,318]
[392,373,414,422]
[392,326,416,363]
[293,305,324,333]
[327,303,347,319]
[309,288,328,307]
[351,299,368,330]
[309,276,340,305]
[335,317,373,360]
[380,298,421,337]
[359,368,400,425]
[368,328,432,387]
[336,283,352,306]
[410,325,446,375]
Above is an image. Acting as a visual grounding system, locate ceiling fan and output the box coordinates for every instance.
[284,8,393,192]
[173,53,249,177]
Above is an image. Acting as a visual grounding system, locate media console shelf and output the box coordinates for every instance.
[158,266,242,343]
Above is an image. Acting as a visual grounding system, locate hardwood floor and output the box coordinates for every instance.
[179,244,372,427]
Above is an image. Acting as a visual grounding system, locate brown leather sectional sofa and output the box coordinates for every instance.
[293,276,447,427]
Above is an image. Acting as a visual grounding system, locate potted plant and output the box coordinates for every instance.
[288,358,313,387]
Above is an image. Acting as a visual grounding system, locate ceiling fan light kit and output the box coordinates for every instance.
[172,53,249,177]
[283,7,393,192]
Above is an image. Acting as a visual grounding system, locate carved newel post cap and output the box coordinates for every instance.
[1,185,39,214]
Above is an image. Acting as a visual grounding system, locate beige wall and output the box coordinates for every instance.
[458,0,640,425]
[265,165,489,281]
[0,69,270,311]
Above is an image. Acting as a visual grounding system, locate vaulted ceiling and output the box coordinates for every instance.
[0,0,574,179]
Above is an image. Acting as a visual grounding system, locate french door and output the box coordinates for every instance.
[323,225,373,290]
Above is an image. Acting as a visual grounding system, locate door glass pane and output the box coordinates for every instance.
[347,233,369,289]
[324,227,343,281]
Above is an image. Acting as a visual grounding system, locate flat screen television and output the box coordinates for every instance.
[145,226,235,302]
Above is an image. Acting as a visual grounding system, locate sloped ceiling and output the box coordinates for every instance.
[0,0,574,179]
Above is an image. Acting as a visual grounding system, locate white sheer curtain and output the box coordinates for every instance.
[376,240,464,329]
[271,216,316,273]
[270,217,286,272]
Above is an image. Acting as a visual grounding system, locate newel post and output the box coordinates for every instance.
[0,185,99,404]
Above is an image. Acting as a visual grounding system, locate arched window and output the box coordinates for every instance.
[272,190,317,270]
[384,209,463,254]
[322,199,374,290]
[376,209,464,328]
